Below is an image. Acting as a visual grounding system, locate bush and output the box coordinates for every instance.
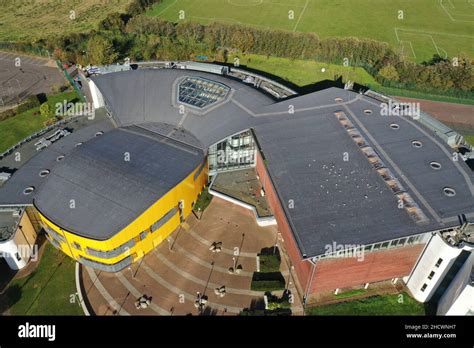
[43,117,59,127]
[16,95,40,113]
[239,308,290,316]
[267,300,291,310]
[259,253,280,273]
[193,187,212,212]
[0,108,17,122]
[251,280,285,291]
[251,272,286,291]
[39,103,51,117]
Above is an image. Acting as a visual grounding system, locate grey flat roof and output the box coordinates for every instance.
[34,127,203,240]
[1,69,472,256]
[0,118,115,206]
[0,209,20,242]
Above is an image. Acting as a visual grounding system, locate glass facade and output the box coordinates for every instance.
[315,232,429,261]
[178,77,229,109]
[208,130,257,175]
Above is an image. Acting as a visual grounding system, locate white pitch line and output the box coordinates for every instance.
[402,40,417,59]
[439,0,474,22]
[395,27,474,39]
[440,0,457,21]
[293,0,309,32]
[263,0,305,8]
[155,0,178,16]
[399,31,444,59]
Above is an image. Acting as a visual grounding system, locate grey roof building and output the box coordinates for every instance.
[0,67,472,259]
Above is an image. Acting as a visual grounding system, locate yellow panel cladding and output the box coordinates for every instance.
[36,160,208,266]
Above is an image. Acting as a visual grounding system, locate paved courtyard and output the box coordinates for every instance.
[0,51,65,108]
[81,198,303,315]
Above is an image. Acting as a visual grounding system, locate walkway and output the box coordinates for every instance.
[81,198,303,315]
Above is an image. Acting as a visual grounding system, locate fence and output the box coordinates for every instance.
[55,60,85,102]
[0,42,51,58]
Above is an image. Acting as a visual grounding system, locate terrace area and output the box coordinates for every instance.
[80,199,302,315]
[210,168,272,218]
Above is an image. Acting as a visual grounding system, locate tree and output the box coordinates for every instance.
[377,64,400,82]
[86,36,118,65]
[39,103,51,118]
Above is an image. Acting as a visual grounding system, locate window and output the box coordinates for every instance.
[194,161,206,181]
[373,243,382,251]
[435,258,443,268]
[381,242,390,249]
[428,271,435,280]
[15,252,21,261]
[43,225,65,243]
[86,239,135,259]
[140,231,149,241]
[46,234,60,249]
[79,255,132,272]
[178,77,229,109]
[389,240,399,247]
[151,208,178,233]
[421,284,428,292]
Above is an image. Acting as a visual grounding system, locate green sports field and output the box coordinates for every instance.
[148,0,474,62]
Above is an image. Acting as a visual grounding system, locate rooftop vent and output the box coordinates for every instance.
[443,187,456,197]
[364,109,373,115]
[390,123,400,130]
[412,140,423,148]
[39,169,50,177]
[56,155,65,162]
[430,161,442,170]
[95,131,104,137]
[23,186,35,195]
[335,97,343,103]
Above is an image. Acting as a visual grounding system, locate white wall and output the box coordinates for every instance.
[437,252,473,315]
[88,79,105,109]
[406,233,463,302]
[0,239,27,270]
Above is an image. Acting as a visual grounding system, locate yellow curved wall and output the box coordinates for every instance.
[36,160,208,269]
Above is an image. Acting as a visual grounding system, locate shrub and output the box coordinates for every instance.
[251,272,286,291]
[16,95,40,113]
[39,102,51,117]
[259,253,280,273]
[0,108,17,121]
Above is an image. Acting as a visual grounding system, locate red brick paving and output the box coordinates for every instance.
[81,198,302,315]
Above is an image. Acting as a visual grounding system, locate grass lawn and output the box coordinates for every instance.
[371,85,474,106]
[334,288,367,300]
[0,91,79,153]
[1,242,83,315]
[306,292,425,316]
[228,53,380,88]
[149,0,474,62]
[0,0,133,41]
[258,253,281,273]
[228,54,473,104]
[464,135,474,146]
